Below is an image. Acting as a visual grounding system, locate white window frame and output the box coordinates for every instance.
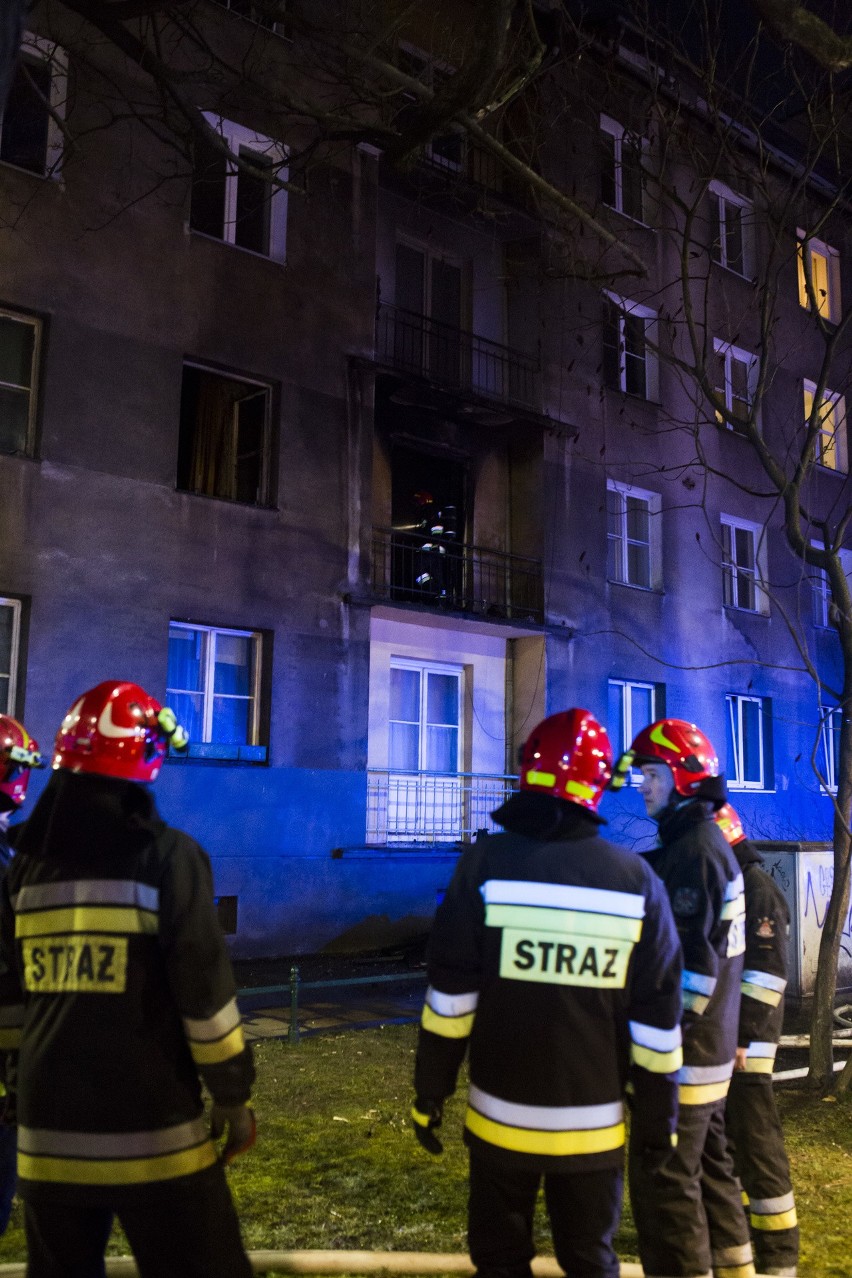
[0,33,67,179]
[388,657,462,775]
[395,234,467,322]
[709,181,754,277]
[167,621,262,745]
[603,291,660,400]
[721,514,767,614]
[797,230,841,323]
[606,479,661,589]
[727,693,769,790]
[713,339,758,430]
[600,114,647,223]
[821,706,842,792]
[193,114,288,261]
[0,307,41,456]
[811,547,852,628]
[0,598,21,716]
[608,678,662,783]
[803,379,848,473]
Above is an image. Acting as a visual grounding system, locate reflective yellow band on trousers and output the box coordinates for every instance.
[751,1207,798,1231]
[18,1141,218,1185]
[15,907,158,938]
[679,1080,731,1105]
[465,1106,624,1156]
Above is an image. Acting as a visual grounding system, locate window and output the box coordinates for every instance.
[608,678,664,781]
[396,47,463,170]
[389,660,461,775]
[166,622,265,759]
[394,239,466,381]
[811,548,852,628]
[797,232,841,323]
[0,34,67,177]
[177,364,272,505]
[726,693,772,790]
[602,293,659,399]
[0,598,21,716]
[0,309,40,456]
[211,0,291,33]
[721,515,765,613]
[709,182,753,276]
[600,115,646,222]
[606,481,660,588]
[804,380,847,472]
[190,115,288,260]
[820,707,842,792]
[713,340,757,431]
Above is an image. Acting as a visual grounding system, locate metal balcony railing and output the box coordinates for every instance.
[367,769,519,845]
[376,302,540,411]
[423,134,534,205]
[371,527,544,623]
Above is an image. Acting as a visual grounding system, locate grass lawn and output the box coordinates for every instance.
[1,1025,851,1274]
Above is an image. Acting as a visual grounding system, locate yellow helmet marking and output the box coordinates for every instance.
[526,769,556,787]
[650,722,681,753]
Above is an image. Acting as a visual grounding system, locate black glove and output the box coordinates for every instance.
[411,1097,443,1155]
[210,1102,256,1165]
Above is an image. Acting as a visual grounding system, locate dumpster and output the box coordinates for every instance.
[754,842,852,1004]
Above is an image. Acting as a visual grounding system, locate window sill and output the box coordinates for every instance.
[168,743,267,764]
[607,579,662,594]
[604,386,660,405]
[186,226,286,267]
[711,261,753,283]
[0,157,59,183]
[727,785,776,794]
[175,486,278,512]
[602,202,652,231]
[723,604,769,618]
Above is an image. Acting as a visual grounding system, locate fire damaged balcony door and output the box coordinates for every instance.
[390,447,466,606]
[387,661,462,842]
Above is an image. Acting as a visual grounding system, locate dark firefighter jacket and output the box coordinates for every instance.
[732,837,789,1073]
[414,793,683,1172]
[644,802,746,1107]
[0,771,254,1205]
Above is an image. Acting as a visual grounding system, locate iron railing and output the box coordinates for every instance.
[367,769,519,845]
[376,302,540,411]
[423,134,534,205]
[371,527,544,623]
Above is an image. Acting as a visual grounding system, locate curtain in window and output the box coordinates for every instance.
[189,375,239,500]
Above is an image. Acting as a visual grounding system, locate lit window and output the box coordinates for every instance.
[607,481,660,589]
[177,365,273,506]
[726,693,771,790]
[803,380,847,472]
[0,33,67,177]
[0,598,21,716]
[166,622,264,756]
[608,678,664,781]
[797,232,841,323]
[190,115,288,260]
[600,115,646,222]
[389,661,461,775]
[721,515,765,613]
[602,293,659,399]
[709,182,753,276]
[0,309,40,456]
[713,340,757,431]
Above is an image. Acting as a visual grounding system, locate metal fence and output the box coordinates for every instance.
[371,527,544,623]
[367,770,518,845]
[375,302,540,411]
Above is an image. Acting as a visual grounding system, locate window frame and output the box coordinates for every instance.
[388,657,463,775]
[190,114,288,262]
[166,620,265,757]
[606,479,661,589]
[608,677,664,783]
[600,113,648,224]
[0,32,67,179]
[713,338,758,432]
[726,692,771,791]
[602,291,660,400]
[709,181,754,277]
[797,230,841,324]
[803,379,848,473]
[177,361,274,507]
[820,706,842,792]
[0,307,42,457]
[720,514,767,614]
[0,597,22,716]
[811,547,852,629]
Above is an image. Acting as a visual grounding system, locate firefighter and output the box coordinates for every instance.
[0,681,255,1278]
[0,714,43,1236]
[411,709,684,1278]
[716,804,798,1277]
[626,719,755,1278]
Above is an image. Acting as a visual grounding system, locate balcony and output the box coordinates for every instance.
[375,302,540,412]
[367,769,518,845]
[371,527,544,623]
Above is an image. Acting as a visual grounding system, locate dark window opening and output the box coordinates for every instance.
[0,55,52,175]
[0,313,37,455]
[390,447,466,604]
[178,366,271,505]
[234,147,273,253]
[190,137,228,239]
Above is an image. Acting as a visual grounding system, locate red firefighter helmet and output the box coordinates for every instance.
[629,718,719,798]
[0,715,42,810]
[519,709,613,813]
[52,681,188,783]
[715,803,745,846]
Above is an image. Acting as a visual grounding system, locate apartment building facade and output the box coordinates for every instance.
[1,2,849,956]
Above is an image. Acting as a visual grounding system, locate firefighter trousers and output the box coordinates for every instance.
[21,1163,252,1278]
[629,1096,755,1278]
[467,1147,622,1278]
[726,1072,798,1276]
